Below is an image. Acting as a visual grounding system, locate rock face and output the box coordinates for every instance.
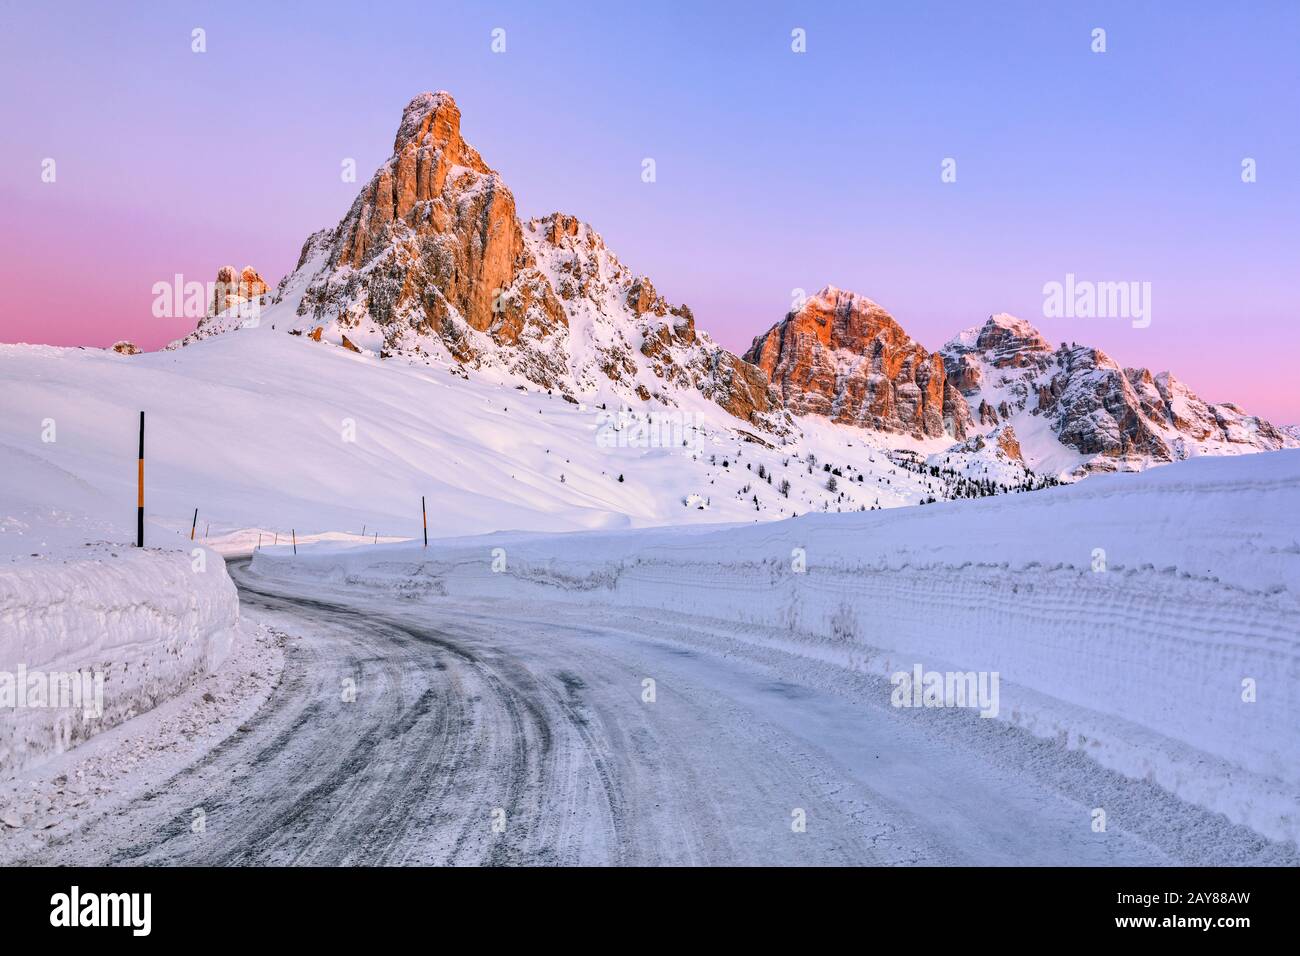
[745,287,968,440]
[210,265,268,316]
[523,213,786,430]
[303,91,565,368]
[992,425,1023,462]
[176,90,1291,471]
[168,265,269,350]
[110,341,140,355]
[946,423,1023,462]
[275,91,785,432]
[940,313,1297,472]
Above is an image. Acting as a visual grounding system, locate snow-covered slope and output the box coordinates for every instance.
[251,450,1300,845]
[0,319,1044,776]
[2,318,1058,546]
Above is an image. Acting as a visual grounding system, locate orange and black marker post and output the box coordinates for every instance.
[422,496,428,547]
[136,412,145,548]
[190,508,198,541]
[292,529,297,555]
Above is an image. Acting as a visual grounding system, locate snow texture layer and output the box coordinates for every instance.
[0,547,239,775]
[0,450,239,775]
[254,451,1300,846]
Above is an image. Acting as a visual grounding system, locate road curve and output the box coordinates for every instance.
[25,558,1198,866]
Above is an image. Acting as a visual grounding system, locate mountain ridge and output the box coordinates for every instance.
[178,90,1295,477]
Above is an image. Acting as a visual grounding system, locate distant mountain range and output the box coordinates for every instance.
[175,91,1297,478]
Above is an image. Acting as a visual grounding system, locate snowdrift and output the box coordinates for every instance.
[0,547,238,775]
[0,449,239,775]
[252,451,1300,845]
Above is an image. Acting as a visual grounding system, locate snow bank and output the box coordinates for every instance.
[252,451,1300,845]
[0,546,238,775]
[0,450,239,775]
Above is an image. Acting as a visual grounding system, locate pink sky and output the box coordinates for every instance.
[1,1,1297,423]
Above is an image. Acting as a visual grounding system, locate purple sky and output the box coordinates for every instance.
[2,1,1297,422]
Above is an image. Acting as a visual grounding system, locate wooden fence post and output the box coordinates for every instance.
[136,412,145,547]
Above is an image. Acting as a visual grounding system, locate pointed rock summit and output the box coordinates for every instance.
[307,90,561,367]
[392,91,468,154]
[271,91,786,431]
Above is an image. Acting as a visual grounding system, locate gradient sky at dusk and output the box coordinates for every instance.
[2,1,1297,421]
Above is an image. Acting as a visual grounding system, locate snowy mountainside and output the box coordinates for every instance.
[939,313,1297,474]
[160,89,1292,486]
[521,214,788,433]
[1,331,1041,549]
[746,288,1295,478]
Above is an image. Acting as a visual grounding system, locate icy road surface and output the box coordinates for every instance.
[20,558,1286,866]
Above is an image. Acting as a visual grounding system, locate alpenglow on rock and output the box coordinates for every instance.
[938,313,1297,472]
[171,90,1293,474]
[744,289,1295,474]
[744,287,970,440]
[210,266,268,316]
[269,91,787,432]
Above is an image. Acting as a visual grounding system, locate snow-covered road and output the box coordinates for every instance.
[22,555,1290,866]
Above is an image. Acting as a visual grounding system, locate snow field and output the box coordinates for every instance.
[0,334,1024,548]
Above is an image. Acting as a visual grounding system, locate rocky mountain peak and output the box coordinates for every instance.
[745,287,968,440]
[947,313,1052,362]
[210,265,268,315]
[259,93,784,432]
[392,91,467,155]
[976,313,1051,352]
[292,89,565,379]
[937,317,1296,472]
[791,286,909,350]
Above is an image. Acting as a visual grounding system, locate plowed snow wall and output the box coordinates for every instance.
[0,548,238,775]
